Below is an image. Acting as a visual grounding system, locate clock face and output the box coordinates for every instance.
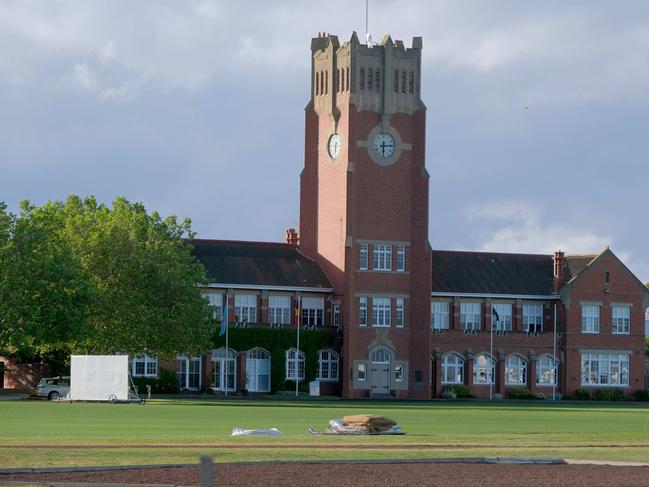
[328,134,342,159]
[373,133,395,158]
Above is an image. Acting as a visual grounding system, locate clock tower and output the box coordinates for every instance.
[300,32,431,399]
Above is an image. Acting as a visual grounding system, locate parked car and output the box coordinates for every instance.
[36,376,70,400]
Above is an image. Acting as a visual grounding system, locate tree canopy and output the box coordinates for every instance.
[0,196,213,361]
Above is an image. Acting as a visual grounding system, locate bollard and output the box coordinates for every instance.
[200,454,213,486]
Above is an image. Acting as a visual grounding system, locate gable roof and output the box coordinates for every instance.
[562,248,649,306]
[189,239,332,290]
[431,250,555,296]
[564,254,597,282]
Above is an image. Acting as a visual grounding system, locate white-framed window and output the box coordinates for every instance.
[582,305,600,334]
[473,353,495,385]
[536,355,558,386]
[371,348,392,363]
[130,354,158,377]
[360,244,368,271]
[396,298,404,328]
[505,355,527,385]
[612,306,631,335]
[203,293,223,320]
[268,295,291,325]
[493,303,513,331]
[302,296,324,326]
[357,362,367,381]
[234,294,257,323]
[246,347,271,392]
[442,353,464,384]
[372,297,391,327]
[581,352,629,386]
[285,348,305,381]
[460,303,481,331]
[332,303,340,327]
[211,348,236,392]
[359,297,368,326]
[523,304,543,333]
[431,301,450,330]
[394,365,404,382]
[317,350,339,381]
[176,356,201,390]
[373,244,392,271]
[396,246,405,272]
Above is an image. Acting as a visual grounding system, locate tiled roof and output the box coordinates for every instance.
[189,239,332,290]
[565,255,597,282]
[431,250,555,296]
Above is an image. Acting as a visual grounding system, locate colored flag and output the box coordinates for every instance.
[294,300,300,326]
[492,307,500,322]
[219,294,228,336]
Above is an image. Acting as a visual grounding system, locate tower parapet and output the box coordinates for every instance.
[310,32,424,116]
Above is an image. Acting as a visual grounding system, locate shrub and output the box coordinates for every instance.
[573,388,591,400]
[545,392,562,401]
[491,393,503,400]
[131,367,179,395]
[507,388,541,400]
[442,384,474,399]
[594,388,624,401]
[634,389,649,402]
[535,392,546,400]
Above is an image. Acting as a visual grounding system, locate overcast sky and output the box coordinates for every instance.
[1,0,648,283]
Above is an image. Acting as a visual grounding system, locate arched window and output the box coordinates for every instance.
[211,348,237,392]
[505,355,527,386]
[536,355,558,386]
[473,353,495,385]
[246,348,271,392]
[285,348,305,381]
[317,350,339,381]
[370,348,391,363]
[442,353,464,384]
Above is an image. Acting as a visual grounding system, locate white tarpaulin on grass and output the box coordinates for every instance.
[70,355,129,401]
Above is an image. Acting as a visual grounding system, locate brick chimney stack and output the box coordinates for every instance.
[285,228,299,246]
[553,250,566,292]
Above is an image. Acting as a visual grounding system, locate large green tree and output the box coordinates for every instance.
[0,196,213,361]
[0,201,90,360]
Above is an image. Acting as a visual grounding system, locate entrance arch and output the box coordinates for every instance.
[369,347,392,395]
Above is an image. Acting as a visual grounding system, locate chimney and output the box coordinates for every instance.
[285,228,299,246]
[553,250,565,291]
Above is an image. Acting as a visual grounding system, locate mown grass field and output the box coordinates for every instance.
[1,398,649,467]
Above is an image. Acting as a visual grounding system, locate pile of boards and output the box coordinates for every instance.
[310,414,402,435]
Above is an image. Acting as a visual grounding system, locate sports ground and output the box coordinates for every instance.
[2,398,649,468]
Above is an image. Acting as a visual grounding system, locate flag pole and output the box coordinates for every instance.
[295,296,301,397]
[224,292,229,397]
[490,304,494,400]
[553,303,557,401]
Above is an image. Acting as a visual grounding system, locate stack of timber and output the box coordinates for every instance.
[341,415,397,434]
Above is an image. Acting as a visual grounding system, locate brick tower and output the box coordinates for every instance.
[300,32,431,398]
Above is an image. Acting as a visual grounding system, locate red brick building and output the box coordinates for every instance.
[177,33,648,400]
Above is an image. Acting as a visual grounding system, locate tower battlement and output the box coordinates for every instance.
[309,31,424,115]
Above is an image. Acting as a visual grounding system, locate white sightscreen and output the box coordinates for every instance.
[70,355,129,401]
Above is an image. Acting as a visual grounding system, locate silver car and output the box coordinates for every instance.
[36,376,70,401]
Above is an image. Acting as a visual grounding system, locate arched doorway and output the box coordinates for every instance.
[369,347,392,395]
[246,348,271,392]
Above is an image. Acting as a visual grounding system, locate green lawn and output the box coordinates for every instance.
[1,398,648,467]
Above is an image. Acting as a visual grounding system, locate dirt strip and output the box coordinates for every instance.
[3,462,649,486]
[1,443,649,449]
